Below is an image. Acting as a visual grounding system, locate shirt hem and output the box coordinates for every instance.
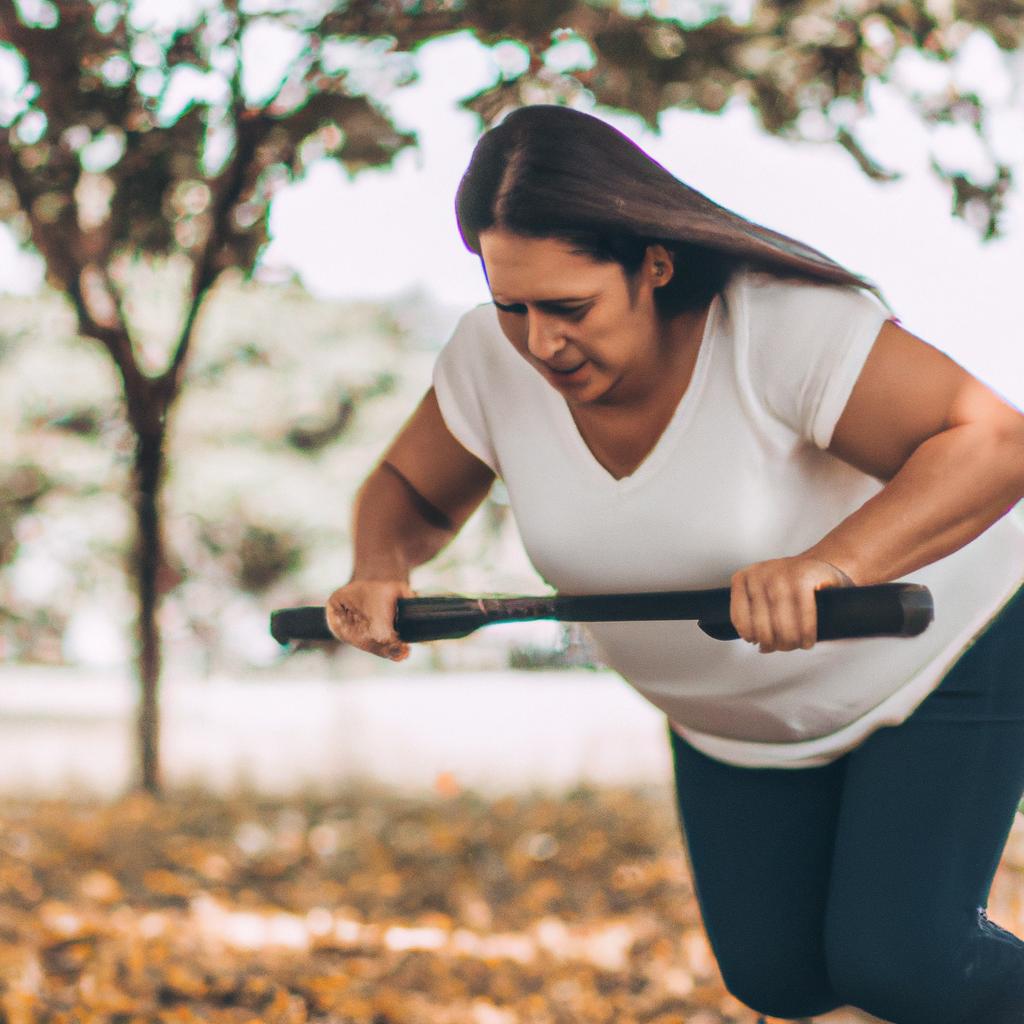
[670,576,1024,768]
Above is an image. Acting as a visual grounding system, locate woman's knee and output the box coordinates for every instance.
[825,911,1024,1024]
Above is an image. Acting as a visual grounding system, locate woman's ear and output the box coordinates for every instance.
[644,243,676,288]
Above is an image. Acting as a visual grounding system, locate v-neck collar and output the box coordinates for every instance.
[548,293,720,493]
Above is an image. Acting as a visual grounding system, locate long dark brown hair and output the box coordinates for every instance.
[456,104,890,316]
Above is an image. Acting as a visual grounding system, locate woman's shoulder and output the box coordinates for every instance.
[441,302,503,357]
[730,267,887,332]
[438,302,529,381]
[452,301,502,335]
[719,266,814,318]
[733,267,891,447]
[734,265,873,298]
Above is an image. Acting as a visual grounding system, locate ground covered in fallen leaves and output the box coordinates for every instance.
[1,784,1022,1024]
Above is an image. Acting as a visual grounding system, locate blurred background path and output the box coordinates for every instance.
[0,668,674,798]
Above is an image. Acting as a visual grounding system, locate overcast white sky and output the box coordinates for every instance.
[2,25,1022,404]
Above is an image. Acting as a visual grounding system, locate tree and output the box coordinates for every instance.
[0,275,535,675]
[0,0,1019,791]
[0,0,414,792]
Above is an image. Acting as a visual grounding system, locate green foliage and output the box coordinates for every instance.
[0,1,415,292]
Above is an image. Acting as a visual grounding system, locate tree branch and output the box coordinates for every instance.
[0,141,154,422]
[836,127,902,183]
[160,33,267,401]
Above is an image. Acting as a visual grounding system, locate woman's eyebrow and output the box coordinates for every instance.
[491,293,596,306]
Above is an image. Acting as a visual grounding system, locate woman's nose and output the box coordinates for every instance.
[525,313,565,360]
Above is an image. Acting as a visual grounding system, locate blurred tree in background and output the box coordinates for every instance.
[0,0,417,793]
[0,278,533,662]
[0,0,1020,792]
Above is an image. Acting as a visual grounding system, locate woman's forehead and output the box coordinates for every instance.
[479,230,617,298]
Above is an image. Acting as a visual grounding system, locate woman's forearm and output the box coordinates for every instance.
[350,461,459,581]
[805,423,1024,585]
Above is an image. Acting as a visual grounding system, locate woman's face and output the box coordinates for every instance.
[478,229,670,407]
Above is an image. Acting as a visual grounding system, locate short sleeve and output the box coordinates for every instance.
[432,304,504,474]
[743,274,892,449]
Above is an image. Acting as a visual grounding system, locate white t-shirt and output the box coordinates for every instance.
[433,268,1024,768]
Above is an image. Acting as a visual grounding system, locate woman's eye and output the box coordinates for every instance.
[492,301,589,320]
[556,306,588,320]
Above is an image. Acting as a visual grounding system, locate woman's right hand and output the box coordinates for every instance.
[325,580,415,661]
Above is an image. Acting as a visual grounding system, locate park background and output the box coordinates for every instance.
[0,1,1023,1021]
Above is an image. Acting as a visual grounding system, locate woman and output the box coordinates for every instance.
[326,105,1024,1022]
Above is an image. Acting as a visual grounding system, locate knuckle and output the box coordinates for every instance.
[325,605,352,638]
[368,624,395,646]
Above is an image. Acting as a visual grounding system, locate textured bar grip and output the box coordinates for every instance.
[270,583,933,646]
[270,606,332,645]
[695,583,934,640]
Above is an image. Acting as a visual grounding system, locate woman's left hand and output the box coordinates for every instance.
[730,556,854,653]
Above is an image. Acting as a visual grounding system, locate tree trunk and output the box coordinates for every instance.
[132,425,166,794]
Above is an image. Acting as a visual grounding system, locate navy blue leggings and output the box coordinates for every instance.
[669,584,1024,1023]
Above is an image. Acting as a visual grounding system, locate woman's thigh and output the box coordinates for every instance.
[825,586,1024,1022]
[825,716,1024,1021]
[667,585,1024,1019]
[668,728,845,1018]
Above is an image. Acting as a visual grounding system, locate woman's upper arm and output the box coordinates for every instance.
[828,319,1024,480]
[382,387,496,530]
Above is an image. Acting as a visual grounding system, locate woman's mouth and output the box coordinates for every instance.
[546,360,588,377]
